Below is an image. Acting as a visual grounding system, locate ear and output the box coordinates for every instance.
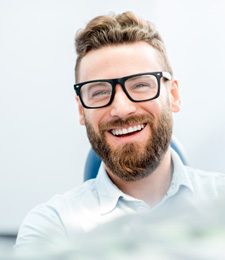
[169,79,181,113]
[75,96,85,125]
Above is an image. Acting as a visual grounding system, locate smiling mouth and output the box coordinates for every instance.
[110,124,146,137]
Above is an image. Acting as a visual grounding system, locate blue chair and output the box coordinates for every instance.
[84,136,187,181]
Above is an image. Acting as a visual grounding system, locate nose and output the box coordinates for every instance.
[110,84,137,118]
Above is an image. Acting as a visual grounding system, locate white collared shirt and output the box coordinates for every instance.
[15,149,225,251]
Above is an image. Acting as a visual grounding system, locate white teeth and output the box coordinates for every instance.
[122,129,128,134]
[111,124,145,136]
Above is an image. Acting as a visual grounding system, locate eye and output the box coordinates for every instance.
[133,82,151,89]
[90,89,111,98]
[130,82,155,92]
[126,75,157,93]
[84,82,112,100]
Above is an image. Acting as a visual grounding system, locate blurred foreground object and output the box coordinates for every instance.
[4,198,225,259]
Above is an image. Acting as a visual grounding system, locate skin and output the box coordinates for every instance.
[76,41,180,206]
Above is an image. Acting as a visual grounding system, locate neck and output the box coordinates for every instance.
[106,149,173,207]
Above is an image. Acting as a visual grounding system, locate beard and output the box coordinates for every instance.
[84,109,173,182]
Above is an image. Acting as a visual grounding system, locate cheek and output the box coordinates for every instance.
[157,88,173,110]
[146,98,166,115]
[83,111,102,132]
[76,97,85,125]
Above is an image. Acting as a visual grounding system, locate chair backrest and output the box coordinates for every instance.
[84,136,187,181]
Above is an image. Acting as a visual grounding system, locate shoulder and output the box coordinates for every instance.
[24,179,98,217]
[15,179,98,251]
[25,178,99,223]
[48,179,98,208]
[185,166,225,197]
[185,166,225,181]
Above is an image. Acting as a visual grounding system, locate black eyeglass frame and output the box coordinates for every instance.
[74,71,172,109]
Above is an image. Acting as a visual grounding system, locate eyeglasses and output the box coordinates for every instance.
[74,71,172,109]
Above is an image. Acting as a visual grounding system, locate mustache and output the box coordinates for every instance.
[99,114,154,132]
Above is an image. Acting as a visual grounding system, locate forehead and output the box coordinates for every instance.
[78,42,164,82]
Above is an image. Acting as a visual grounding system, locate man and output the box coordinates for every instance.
[15,11,225,251]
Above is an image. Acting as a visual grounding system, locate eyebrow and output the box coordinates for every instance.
[85,81,110,87]
[127,74,152,82]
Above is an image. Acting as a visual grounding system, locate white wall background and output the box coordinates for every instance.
[0,0,225,233]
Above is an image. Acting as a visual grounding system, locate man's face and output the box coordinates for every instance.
[76,42,180,181]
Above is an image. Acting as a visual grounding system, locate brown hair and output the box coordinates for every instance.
[75,11,173,82]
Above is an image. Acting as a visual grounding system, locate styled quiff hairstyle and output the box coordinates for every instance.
[75,11,172,82]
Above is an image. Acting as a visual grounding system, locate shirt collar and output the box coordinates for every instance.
[95,148,194,214]
[166,148,194,197]
[95,164,124,215]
